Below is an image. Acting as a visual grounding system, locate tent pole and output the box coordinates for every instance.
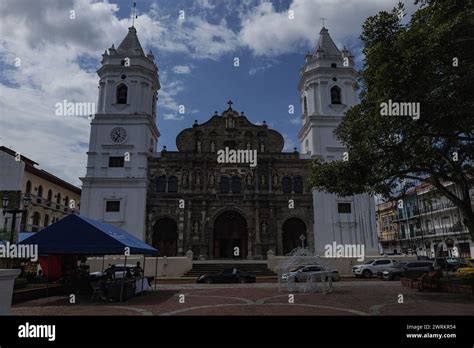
[154,255,158,291]
[120,255,127,302]
[141,255,146,294]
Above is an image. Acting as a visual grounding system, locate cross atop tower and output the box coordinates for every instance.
[227,100,233,109]
[320,17,327,28]
[131,1,137,27]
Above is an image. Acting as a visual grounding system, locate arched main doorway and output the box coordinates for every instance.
[152,218,178,256]
[282,218,307,254]
[213,211,247,259]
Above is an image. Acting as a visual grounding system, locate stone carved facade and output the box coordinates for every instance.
[146,102,313,259]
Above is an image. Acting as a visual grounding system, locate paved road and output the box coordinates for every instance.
[11,280,474,316]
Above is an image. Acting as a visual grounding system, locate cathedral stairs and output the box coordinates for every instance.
[184,261,277,277]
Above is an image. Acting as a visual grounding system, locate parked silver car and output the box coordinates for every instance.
[281,264,340,282]
[352,259,398,278]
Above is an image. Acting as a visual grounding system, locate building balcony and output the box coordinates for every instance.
[378,231,399,242]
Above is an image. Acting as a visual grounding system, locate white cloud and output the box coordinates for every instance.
[282,133,297,152]
[248,58,278,75]
[173,65,192,74]
[163,113,185,121]
[289,117,300,125]
[239,0,411,56]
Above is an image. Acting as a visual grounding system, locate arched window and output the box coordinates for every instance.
[56,193,61,209]
[303,96,308,115]
[282,176,292,194]
[116,84,128,104]
[168,176,178,193]
[156,175,167,192]
[44,215,50,227]
[231,176,242,194]
[37,185,43,203]
[294,176,303,194]
[64,196,69,211]
[32,212,41,232]
[331,63,337,68]
[25,181,32,196]
[330,86,341,104]
[47,190,52,206]
[219,176,230,194]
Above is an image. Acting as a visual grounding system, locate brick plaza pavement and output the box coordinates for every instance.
[11,280,474,316]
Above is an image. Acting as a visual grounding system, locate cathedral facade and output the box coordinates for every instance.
[80,25,378,260]
[147,102,313,259]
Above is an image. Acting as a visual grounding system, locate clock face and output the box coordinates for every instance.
[110,127,127,143]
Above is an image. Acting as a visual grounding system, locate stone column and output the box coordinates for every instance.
[247,228,253,259]
[185,201,192,243]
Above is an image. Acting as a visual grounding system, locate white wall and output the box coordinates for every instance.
[87,256,192,277]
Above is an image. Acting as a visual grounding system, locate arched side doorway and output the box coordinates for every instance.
[282,218,307,254]
[152,218,178,256]
[213,211,247,259]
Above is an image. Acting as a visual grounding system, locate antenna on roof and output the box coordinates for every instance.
[320,17,327,28]
[131,1,137,27]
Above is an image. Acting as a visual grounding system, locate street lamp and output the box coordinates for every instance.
[2,194,9,213]
[2,194,31,245]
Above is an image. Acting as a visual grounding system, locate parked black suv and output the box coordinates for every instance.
[400,261,434,279]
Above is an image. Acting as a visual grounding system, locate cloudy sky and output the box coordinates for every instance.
[0,0,418,186]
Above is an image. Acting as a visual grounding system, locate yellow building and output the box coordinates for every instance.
[376,200,399,254]
[0,146,81,235]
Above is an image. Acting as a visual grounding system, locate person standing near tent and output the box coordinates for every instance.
[133,261,143,278]
[106,264,116,280]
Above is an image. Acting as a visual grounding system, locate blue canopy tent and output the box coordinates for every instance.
[19,214,158,256]
[19,214,159,301]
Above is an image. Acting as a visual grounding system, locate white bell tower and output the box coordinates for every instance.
[80,26,160,240]
[298,27,378,254]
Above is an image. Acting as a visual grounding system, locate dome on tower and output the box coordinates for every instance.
[315,27,341,58]
[116,26,145,57]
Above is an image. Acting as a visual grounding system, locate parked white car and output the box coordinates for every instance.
[352,259,398,278]
[281,264,340,282]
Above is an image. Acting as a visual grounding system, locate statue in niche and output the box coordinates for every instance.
[193,221,200,235]
[246,142,251,150]
[246,173,253,185]
[261,221,268,235]
[260,174,266,186]
[195,172,201,185]
[272,174,279,187]
[209,173,215,186]
[210,141,215,152]
[182,172,188,187]
[260,142,265,152]
[196,140,202,152]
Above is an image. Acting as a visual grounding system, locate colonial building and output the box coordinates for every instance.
[0,146,81,238]
[297,27,378,254]
[80,25,380,259]
[378,182,474,258]
[376,200,399,254]
[147,101,313,259]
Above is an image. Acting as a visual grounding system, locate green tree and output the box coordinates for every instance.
[308,0,474,238]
